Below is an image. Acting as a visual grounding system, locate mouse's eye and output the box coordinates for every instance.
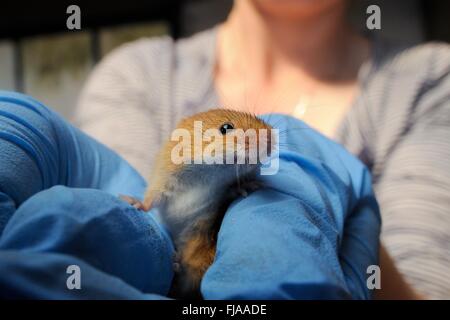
[219,123,234,135]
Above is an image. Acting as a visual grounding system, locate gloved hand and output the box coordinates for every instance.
[0,91,380,299]
[0,91,147,210]
[201,114,381,300]
[0,91,173,299]
[0,186,173,299]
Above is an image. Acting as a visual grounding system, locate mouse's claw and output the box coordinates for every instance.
[172,251,182,272]
[119,195,148,211]
[236,180,263,197]
[238,189,248,197]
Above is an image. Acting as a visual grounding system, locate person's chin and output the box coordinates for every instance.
[252,0,346,20]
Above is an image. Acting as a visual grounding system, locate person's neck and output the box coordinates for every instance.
[218,0,369,85]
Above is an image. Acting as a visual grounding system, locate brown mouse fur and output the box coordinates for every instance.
[121,109,273,298]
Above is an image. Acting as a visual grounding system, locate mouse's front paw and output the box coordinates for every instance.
[173,251,182,273]
[237,180,264,197]
[119,195,147,211]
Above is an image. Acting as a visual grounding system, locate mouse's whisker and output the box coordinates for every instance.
[277,127,312,135]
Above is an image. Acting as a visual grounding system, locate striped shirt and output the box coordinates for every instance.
[75,28,450,299]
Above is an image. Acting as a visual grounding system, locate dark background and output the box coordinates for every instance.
[1,0,449,42]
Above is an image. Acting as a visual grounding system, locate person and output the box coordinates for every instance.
[75,0,450,299]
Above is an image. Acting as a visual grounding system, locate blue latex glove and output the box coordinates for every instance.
[0,91,380,299]
[201,114,381,300]
[0,91,173,299]
[0,186,173,299]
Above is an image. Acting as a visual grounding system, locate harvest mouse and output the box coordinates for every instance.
[121,109,275,299]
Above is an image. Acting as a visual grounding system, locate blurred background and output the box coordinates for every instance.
[0,0,449,122]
